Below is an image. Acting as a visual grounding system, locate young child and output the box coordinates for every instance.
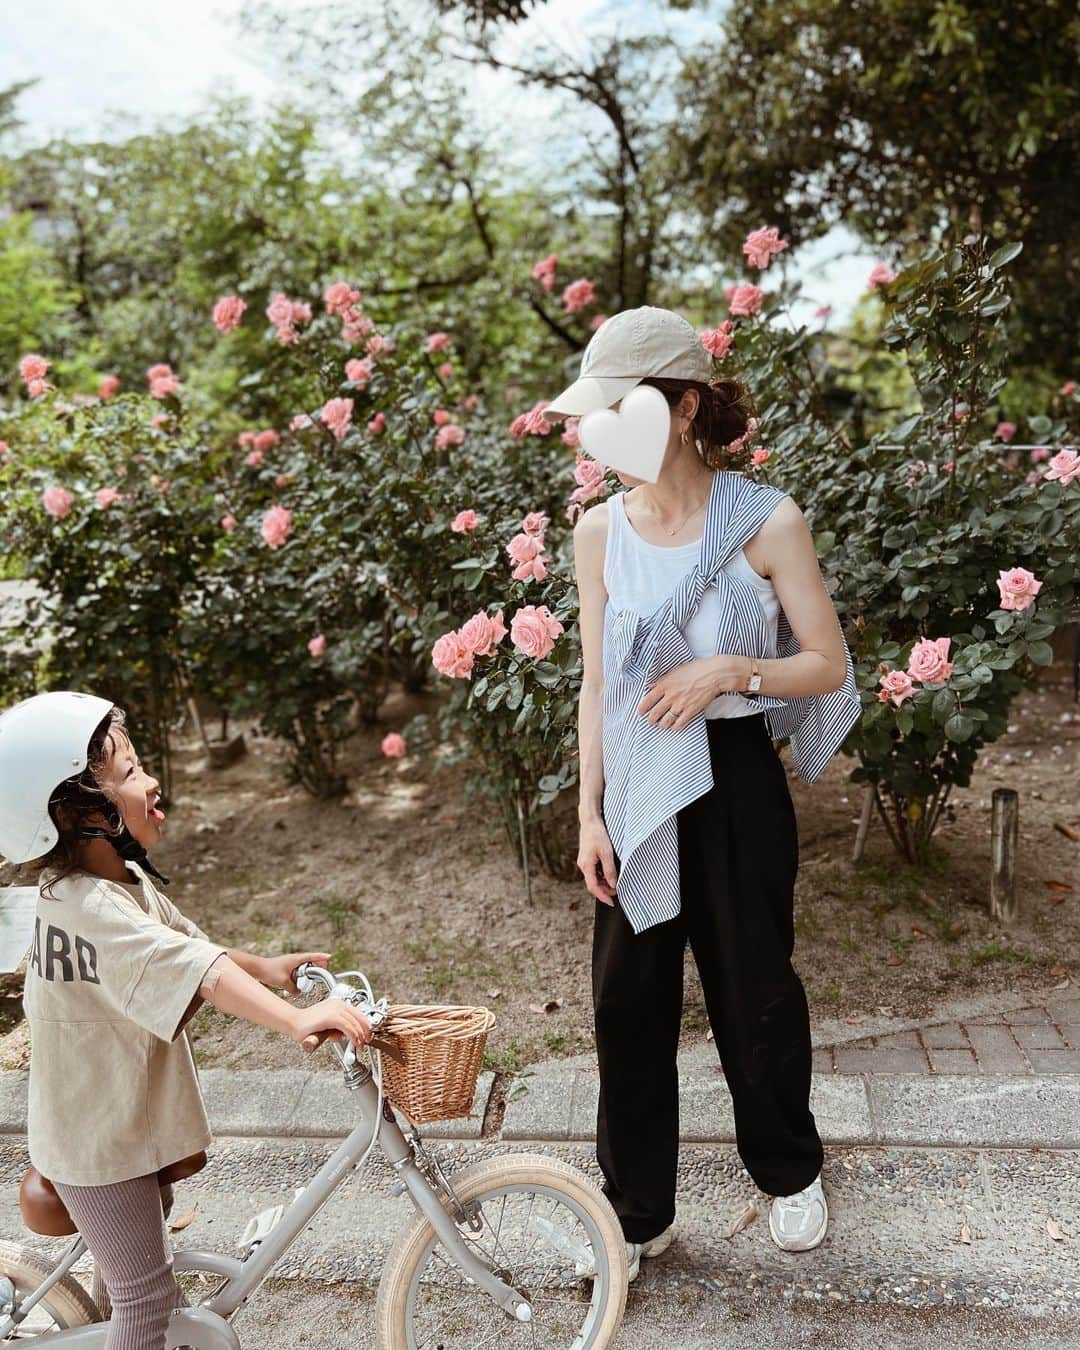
[0,690,372,1350]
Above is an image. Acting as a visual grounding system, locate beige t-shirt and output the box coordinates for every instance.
[23,861,227,1186]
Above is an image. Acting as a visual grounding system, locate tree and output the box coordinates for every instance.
[669,0,1080,375]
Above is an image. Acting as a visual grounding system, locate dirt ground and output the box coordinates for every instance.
[1,645,1077,1076]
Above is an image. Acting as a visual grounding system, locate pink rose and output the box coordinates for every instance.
[19,353,50,384]
[435,424,466,451]
[321,397,354,443]
[462,393,480,411]
[1044,449,1079,485]
[561,417,581,449]
[570,455,609,505]
[814,304,832,319]
[994,421,1017,442]
[245,449,264,467]
[751,447,769,465]
[562,278,597,314]
[507,532,542,567]
[43,486,73,519]
[438,362,454,379]
[433,408,451,426]
[426,332,451,353]
[589,314,608,331]
[522,511,549,537]
[95,487,124,509]
[996,567,1043,612]
[742,226,789,270]
[221,514,237,532]
[291,300,313,326]
[275,474,289,488]
[1062,381,1077,397]
[341,311,374,343]
[459,609,506,657]
[238,431,256,447]
[254,429,280,453]
[906,637,954,685]
[878,669,916,706]
[451,508,478,533]
[261,505,294,549]
[212,294,247,333]
[510,604,564,659]
[289,413,313,431]
[513,555,548,583]
[324,281,362,315]
[942,461,955,473]
[700,321,735,359]
[531,254,557,291]
[27,379,47,398]
[431,630,474,679]
[868,263,897,289]
[345,358,373,385]
[266,292,308,345]
[308,634,327,658]
[146,362,179,399]
[98,374,120,400]
[1030,447,1051,463]
[728,284,764,318]
[381,732,407,758]
[368,411,386,435]
[366,334,394,357]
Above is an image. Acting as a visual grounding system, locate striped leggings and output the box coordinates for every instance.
[52,1175,178,1350]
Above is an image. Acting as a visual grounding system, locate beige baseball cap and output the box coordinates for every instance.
[543,305,712,421]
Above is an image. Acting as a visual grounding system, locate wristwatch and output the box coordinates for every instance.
[744,657,763,696]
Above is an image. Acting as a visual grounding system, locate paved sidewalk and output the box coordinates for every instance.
[815,989,1080,1076]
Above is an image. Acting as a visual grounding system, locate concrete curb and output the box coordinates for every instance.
[2,1064,1079,1150]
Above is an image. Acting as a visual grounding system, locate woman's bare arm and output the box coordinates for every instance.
[573,504,609,823]
[572,504,618,902]
[747,496,848,698]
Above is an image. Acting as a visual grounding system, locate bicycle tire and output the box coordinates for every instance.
[0,1239,100,1335]
[375,1152,627,1350]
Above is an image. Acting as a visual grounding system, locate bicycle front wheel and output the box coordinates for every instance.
[0,1241,100,1336]
[375,1153,628,1350]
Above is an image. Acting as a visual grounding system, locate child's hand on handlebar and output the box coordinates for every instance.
[259,951,332,995]
[291,1002,372,1052]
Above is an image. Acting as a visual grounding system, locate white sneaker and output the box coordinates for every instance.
[769,1174,828,1252]
[575,1224,673,1283]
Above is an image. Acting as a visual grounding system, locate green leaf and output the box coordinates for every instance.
[987,242,1023,271]
[1027,641,1053,666]
[945,713,975,742]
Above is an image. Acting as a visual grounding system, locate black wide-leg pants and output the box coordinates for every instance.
[592,712,824,1244]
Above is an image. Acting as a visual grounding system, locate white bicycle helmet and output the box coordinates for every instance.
[0,691,116,864]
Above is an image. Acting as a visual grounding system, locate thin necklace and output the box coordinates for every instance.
[637,493,708,537]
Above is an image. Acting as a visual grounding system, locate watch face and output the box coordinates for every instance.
[748,675,762,692]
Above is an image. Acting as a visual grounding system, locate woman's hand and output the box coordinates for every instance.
[290,1001,372,1052]
[258,952,332,995]
[638,656,750,731]
[577,816,619,906]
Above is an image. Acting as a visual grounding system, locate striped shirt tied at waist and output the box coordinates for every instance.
[601,469,862,935]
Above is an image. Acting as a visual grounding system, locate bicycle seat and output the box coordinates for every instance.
[19,1153,208,1236]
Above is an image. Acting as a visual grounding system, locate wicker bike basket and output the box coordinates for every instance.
[373,1004,496,1124]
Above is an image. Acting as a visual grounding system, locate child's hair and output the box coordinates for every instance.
[38,705,128,900]
[638,375,756,471]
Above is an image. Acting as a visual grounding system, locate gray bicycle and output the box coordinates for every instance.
[0,964,628,1348]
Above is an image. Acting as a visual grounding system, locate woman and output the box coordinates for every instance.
[543,305,861,1281]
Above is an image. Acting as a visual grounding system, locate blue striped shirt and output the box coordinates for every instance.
[601,468,862,935]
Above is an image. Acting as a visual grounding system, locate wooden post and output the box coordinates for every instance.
[852,784,874,862]
[990,788,1019,924]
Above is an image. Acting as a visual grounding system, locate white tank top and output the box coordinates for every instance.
[603,488,780,719]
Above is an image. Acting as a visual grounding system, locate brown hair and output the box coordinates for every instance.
[38,706,128,899]
[638,375,757,471]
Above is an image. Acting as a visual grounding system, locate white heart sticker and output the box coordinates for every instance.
[577,384,670,484]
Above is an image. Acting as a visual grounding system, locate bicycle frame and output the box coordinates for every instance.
[4,1070,532,1346]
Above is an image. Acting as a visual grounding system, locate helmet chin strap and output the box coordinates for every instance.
[77,824,172,886]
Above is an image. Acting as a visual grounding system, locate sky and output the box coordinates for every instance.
[0,0,876,324]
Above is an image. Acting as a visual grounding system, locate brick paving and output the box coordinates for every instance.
[818,990,1080,1075]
